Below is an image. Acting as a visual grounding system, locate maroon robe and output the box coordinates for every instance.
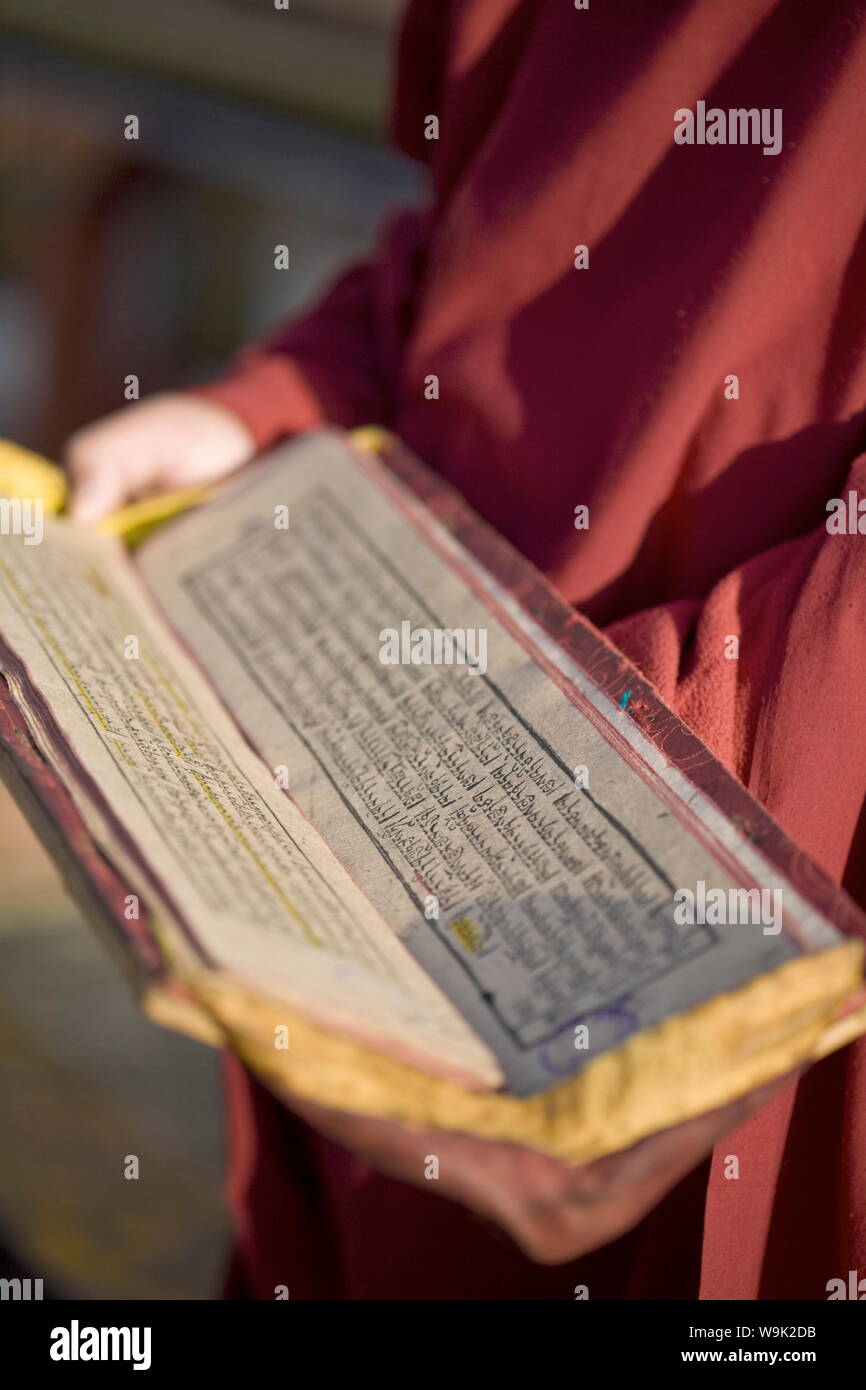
[198,0,866,1299]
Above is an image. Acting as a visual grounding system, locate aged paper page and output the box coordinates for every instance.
[0,521,498,1083]
[139,433,836,1095]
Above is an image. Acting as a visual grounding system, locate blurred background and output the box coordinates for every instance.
[0,0,411,1298]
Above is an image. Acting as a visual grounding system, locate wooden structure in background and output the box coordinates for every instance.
[1,0,403,137]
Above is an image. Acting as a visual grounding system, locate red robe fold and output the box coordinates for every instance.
[199,0,866,1299]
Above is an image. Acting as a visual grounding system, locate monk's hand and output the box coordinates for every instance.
[65,393,256,525]
[286,1078,783,1264]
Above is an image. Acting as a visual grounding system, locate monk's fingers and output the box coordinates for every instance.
[289,1071,792,1265]
[559,1073,790,1205]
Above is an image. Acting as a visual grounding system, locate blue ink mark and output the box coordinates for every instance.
[538,1002,640,1078]
[620,688,632,711]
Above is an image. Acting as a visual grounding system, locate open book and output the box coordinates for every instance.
[1,428,865,1163]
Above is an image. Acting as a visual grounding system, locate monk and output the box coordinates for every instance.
[65,1,866,1299]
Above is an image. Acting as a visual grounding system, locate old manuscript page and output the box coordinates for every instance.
[0,520,497,1083]
[139,432,837,1095]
